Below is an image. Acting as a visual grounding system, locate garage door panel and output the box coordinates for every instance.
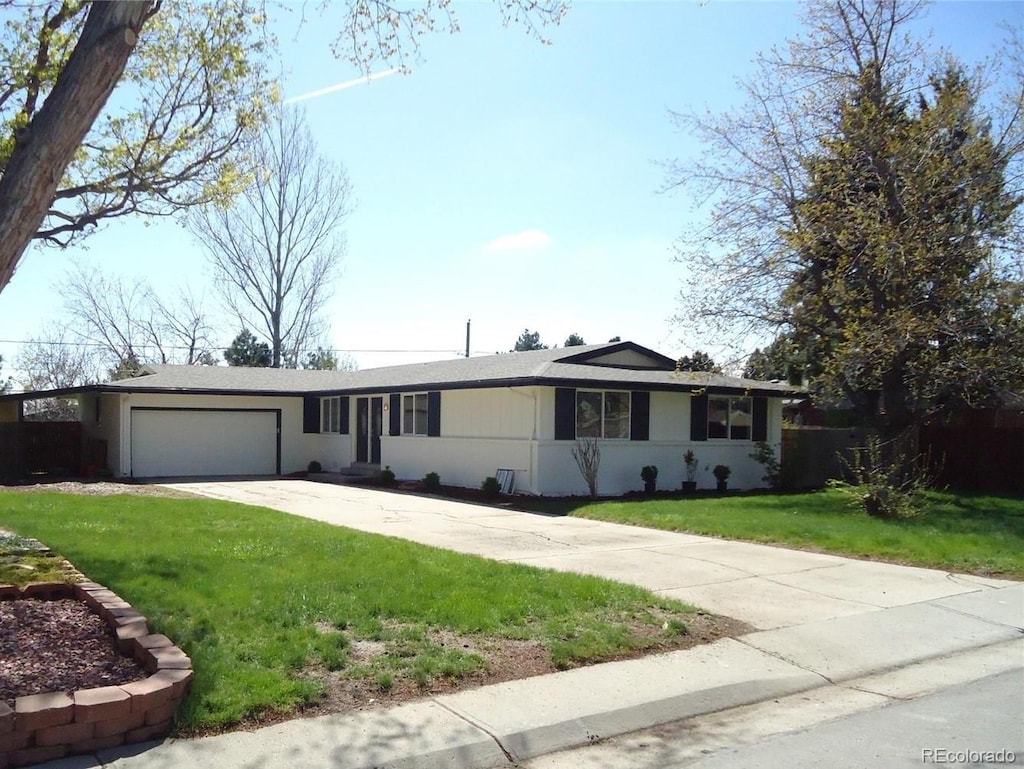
[131,409,278,477]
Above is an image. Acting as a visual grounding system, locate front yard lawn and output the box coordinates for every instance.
[0,491,711,734]
[517,489,1024,579]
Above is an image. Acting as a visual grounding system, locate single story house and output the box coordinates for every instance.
[0,342,800,495]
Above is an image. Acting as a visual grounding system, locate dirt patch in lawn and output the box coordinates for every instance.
[250,611,751,733]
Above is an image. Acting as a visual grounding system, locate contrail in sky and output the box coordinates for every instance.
[284,68,402,104]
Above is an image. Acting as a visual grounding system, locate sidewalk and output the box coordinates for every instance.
[43,480,1023,768]
[71,585,1022,768]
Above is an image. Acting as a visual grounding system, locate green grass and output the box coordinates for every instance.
[0,492,696,733]
[517,489,1024,579]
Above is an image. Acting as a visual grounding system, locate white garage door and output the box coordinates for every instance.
[130,408,279,477]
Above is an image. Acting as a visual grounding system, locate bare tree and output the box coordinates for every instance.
[61,265,217,372]
[16,323,100,419]
[189,105,354,368]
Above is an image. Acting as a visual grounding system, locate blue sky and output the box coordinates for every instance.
[1,0,1020,379]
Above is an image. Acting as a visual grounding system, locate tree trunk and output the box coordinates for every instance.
[0,1,155,293]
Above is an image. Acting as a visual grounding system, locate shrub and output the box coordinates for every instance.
[571,438,601,498]
[380,466,396,486]
[830,434,930,519]
[481,476,501,499]
[712,464,731,483]
[307,460,323,473]
[683,450,698,483]
[641,465,658,482]
[748,442,780,488]
[423,472,441,491]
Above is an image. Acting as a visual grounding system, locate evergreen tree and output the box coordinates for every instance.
[781,66,1024,439]
[224,330,272,367]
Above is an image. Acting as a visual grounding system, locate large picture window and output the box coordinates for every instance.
[321,397,342,433]
[576,390,630,439]
[708,396,752,440]
[403,393,428,435]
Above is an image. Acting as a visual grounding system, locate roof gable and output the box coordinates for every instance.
[556,342,676,370]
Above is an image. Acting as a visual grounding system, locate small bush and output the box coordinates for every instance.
[481,476,502,499]
[641,465,658,482]
[423,472,441,491]
[712,464,731,483]
[830,434,930,519]
[307,460,322,473]
[748,442,780,488]
[380,466,396,486]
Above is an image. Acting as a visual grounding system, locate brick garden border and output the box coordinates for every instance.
[0,580,192,769]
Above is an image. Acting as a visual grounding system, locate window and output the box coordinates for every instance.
[403,393,428,435]
[321,397,342,433]
[576,390,630,439]
[708,396,752,440]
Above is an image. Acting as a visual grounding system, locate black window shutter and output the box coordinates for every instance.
[690,392,708,441]
[303,396,320,433]
[339,396,350,435]
[630,391,650,441]
[427,391,441,437]
[389,393,401,436]
[554,388,576,440]
[752,396,768,442]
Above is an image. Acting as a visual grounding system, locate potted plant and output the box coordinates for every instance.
[682,450,698,492]
[713,464,731,492]
[641,465,658,494]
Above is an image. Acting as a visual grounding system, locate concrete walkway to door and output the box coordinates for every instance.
[164,479,1013,631]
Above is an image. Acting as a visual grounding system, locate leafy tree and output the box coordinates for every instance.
[668,0,1024,442]
[0,0,566,295]
[676,350,721,373]
[303,347,339,371]
[744,334,807,383]
[224,329,271,367]
[564,333,586,347]
[0,0,270,293]
[107,353,143,381]
[512,329,548,352]
[189,106,352,368]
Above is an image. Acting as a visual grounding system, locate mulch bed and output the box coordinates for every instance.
[0,598,147,708]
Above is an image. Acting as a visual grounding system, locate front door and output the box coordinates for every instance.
[356,397,383,464]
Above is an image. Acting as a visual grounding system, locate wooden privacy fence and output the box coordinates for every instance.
[919,424,1024,497]
[0,422,84,479]
[782,424,1024,496]
[780,427,865,490]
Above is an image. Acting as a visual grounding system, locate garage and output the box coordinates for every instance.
[130,408,280,477]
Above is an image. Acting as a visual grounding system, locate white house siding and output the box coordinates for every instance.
[380,387,538,491]
[440,388,537,439]
[586,349,668,368]
[383,436,534,492]
[108,393,318,478]
[649,391,689,441]
[314,432,353,473]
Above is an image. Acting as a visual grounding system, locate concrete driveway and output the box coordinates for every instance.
[165,479,1015,630]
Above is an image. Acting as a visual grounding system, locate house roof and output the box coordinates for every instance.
[2,342,803,401]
